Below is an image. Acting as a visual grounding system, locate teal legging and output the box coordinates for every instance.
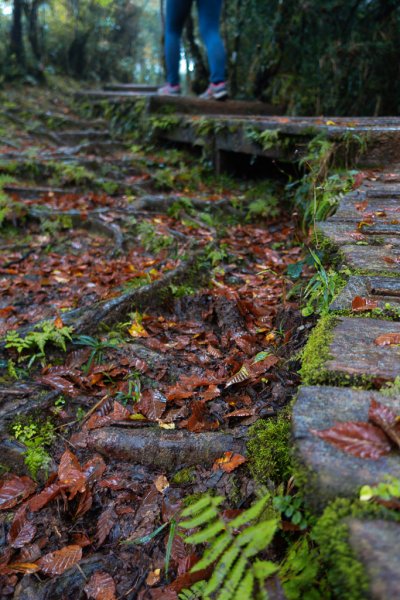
[165,0,226,86]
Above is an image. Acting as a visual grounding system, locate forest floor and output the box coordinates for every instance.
[0,85,313,599]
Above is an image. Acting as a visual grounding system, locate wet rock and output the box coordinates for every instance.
[327,317,400,381]
[348,519,400,600]
[330,276,400,311]
[292,386,400,508]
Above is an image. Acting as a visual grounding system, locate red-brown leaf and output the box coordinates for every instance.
[369,398,400,449]
[82,455,107,485]
[0,475,36,511]
[8,506,36,549]
[58,450,86,499]
[39,545,82,575]
[374,332,400,346]
[212,452,247,473]
[84,571,116,600]
[311,421,392,459]
[29,483,64,512]
[96,506,116,547]
[38,374,79,397]
[136,389,166,421]
[351,296,378,312]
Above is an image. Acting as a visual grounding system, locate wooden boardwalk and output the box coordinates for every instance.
[77,86,400,597]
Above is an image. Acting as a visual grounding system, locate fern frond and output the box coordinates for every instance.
[232,570,254,600]
[179,493,279,599]
[185,519,226,544]
[204,544,241,596]
[229,494,270,528]
[191,532,231,572]
[181,495,224,519]
[178,580,207,600]
[180,506,221,530]
[217,555,247,600]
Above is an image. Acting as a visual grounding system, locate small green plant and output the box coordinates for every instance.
[5,321,73,365]
[273,494,309,530]
[137,221,173,254]
[149,115,181,134]
[246,128,281,151]
[246,196,280,220]
[379,376,400,398]
[40,214,73,235]
[115,376,141,405]
[179,493,279,600]
[301,249,344,316]
[287,133,356,227]
[360,476,400,505]
[12,419,55,479]
[73,334,118,373]
[204,243,229,267]
[0,175,15,227]
[167,197,195,219]
[169,283,196,298]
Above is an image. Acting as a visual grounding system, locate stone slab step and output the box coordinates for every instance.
[330,195,400,222]
[330,275,400,311]
[348,519,400,600]
[326,317,400,381]
[318,221,400,247]
[341,244,400,273]
[292,386,400,507]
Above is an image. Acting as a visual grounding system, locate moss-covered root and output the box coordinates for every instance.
[247,411,292,484]
[299,314,336,385]
[312,498,400,600]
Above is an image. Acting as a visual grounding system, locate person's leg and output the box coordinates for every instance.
[165,0,192,86]
[197,0,226,84]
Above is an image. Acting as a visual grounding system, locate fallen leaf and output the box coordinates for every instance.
[137,389,166,421]
[312,421,392,459]
[351,296,378,312]
[374,332,400,346]
[96,506,116,547]
[146,568,161,586]
[154,475,169,494]
[58,449,86,499]
[369,398,400,449]
[39,545,82,575]
[84,571,117,600]
[0,475,36,511]
[213,451,247,473]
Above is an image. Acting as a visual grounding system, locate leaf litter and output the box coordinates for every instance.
[0,88,310,598]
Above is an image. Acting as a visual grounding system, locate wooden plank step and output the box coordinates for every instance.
[326,317,400,381]
[292,386,400,507]
[103,83,159,93]
[348,520,400,600]
[341,244,400,273]
[330,276,400,311]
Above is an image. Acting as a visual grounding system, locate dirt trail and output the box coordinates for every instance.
[0,87,306,599]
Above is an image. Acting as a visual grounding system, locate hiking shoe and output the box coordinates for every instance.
[157,83,181,96]
[199,82,228,101]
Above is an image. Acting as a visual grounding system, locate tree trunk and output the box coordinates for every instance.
[10,0,25,68]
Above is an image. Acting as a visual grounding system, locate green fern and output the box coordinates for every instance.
[179,493,279,600]
[5,320,73,362]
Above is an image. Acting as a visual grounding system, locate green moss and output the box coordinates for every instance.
[380,376,400,397]
[299,315,336,385]
[312,498,400,600]
[172,467,196,485]
[247,410,292,484]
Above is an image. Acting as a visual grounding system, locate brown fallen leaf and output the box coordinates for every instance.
[374,332,400,346]
[84,571,117,600]
[39,544,82,575]
[351,296,378,312]
[0,475,36,511]
[369,398,400,449]
[213,451,247,473]
[311,421,392,459]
